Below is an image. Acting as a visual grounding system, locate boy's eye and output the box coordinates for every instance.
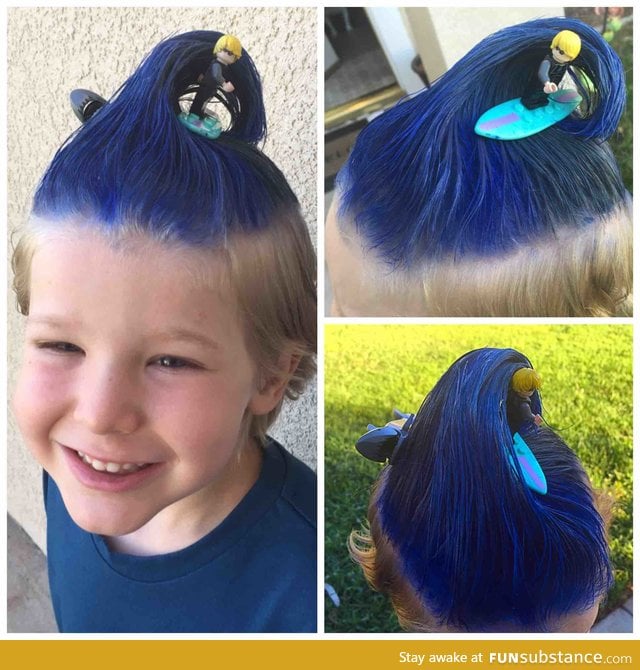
[36,341,83,354]
[153,356,200,370]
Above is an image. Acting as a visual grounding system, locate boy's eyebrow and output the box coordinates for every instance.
[152,328,222,351]
[26,314,81,329]
[26,317,221,350]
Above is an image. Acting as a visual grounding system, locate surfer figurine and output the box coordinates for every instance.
[505,367,547,495]
[507,368,543,432]
[475,28,584,140]
[521,30,582,110]
[179,34,243,139]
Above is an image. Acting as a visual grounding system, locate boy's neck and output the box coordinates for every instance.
[105,439,263,556]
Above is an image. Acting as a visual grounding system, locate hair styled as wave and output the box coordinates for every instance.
[14,30,316,440]
[337,17,627,268]
[32,30,296,239]
[350,348,612,632]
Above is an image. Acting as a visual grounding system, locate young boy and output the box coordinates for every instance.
[11,28,317,633]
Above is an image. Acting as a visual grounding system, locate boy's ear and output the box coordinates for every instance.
[249,353,301,415]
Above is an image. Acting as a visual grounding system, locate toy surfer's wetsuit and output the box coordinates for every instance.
[506,391,537,433]
[190,59,230,119]
[521,54,570,110]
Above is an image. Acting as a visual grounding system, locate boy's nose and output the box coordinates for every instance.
[73,364,144,436]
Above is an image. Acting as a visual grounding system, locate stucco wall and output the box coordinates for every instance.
[7,6,317,552]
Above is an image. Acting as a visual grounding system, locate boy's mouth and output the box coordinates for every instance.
[74,450,150,475]
[59,443,163,493]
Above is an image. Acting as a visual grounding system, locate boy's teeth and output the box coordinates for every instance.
[77,451,146,474]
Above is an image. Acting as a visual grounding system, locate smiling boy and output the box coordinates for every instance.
[11,28,317,633]
[16,233,276,545]
[13,227,317,633]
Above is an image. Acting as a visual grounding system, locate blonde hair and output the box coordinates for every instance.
[348,476,441,632]
[551,30,582,59]
[420,205,632,316]
[326,197,632,317]
[214,34,242,59]
[222,210,316,440]
[11,212,316,443]
[511,368,542,394]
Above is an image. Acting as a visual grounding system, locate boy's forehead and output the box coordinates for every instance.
[29,220,231,289]
[26,226,250,346]
[25,222,246,330]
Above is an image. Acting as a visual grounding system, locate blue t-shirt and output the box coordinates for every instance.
[44,439,317,632]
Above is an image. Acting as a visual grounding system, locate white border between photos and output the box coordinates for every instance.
[1,0,637,647]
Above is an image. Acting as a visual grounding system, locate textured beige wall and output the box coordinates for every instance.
[7,6,317,551]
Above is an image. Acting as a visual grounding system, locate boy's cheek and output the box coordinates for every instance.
[12,360,66,443]
[12,373,42,441]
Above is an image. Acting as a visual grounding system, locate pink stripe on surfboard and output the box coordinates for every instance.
[518,455,545,490]
[479,112,521,131]
[552,90,579,103]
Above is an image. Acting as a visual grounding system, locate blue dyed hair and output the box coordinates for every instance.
[338,18,627,267]
[17,30,316,440]
[32,30,298,241]
[356,348,612,632]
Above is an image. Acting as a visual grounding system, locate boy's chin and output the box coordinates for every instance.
[62,493,154,538]
[72,514,145,538]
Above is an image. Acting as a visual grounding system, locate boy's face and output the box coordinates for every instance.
[13,228,280,538]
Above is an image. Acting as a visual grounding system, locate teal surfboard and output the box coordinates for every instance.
[474,89,581,140]
[509,432,547,495]
[178,112,222,139]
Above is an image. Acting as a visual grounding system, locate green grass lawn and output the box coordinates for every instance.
[608,18,633,193]
[324,325,632,632]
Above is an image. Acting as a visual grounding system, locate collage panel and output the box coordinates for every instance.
[325,324,632,633]
[7,6,317,633]
[324,7,632,316]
